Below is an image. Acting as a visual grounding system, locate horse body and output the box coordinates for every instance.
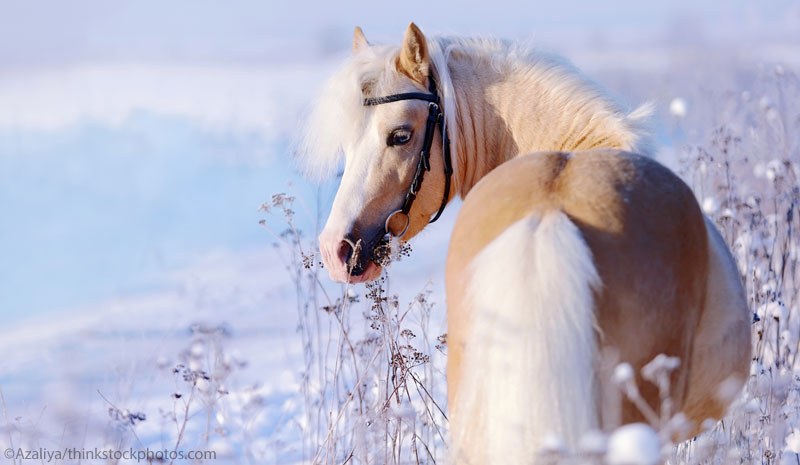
[303,23,751,463]
[446,150,750,461]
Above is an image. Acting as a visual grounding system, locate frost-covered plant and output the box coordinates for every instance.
[259,192,448,464]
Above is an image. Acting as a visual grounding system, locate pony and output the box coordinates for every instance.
[300,23,751,463]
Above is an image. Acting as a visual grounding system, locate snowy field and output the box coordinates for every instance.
[1,1,799,463]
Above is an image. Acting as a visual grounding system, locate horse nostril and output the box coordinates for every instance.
[337,239,355,266]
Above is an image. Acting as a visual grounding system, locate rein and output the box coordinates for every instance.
[364,76,453,237]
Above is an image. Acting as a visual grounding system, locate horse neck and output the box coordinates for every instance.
[448,55,645,196]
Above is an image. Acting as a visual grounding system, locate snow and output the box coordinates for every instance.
[702,196,719,214]
[613,363,635,384]
[606,423,662,465]
[669,98,688,118]
[0,63,327,135]
[786,429,800,454]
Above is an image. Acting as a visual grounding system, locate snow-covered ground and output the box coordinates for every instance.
[1,1,799,463]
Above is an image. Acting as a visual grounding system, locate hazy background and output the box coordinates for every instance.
[1,0,797,324]
[0,1,798,462]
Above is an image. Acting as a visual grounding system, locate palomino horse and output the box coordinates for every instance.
[302,23,751,463]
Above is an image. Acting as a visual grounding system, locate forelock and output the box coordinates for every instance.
[295,45,403,180]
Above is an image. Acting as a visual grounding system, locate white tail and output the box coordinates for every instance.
[450,211,602,464]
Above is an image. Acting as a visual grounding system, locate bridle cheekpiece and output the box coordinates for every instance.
[363,76,453,238]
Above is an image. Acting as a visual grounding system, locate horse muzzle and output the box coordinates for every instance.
[318,227,385,284]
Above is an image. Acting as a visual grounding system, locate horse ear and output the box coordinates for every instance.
[397,22,429,84]
[353,26,369,53]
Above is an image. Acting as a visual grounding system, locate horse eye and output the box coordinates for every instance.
[388,129,412,146]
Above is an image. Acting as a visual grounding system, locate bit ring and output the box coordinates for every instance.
[384,210,410,238]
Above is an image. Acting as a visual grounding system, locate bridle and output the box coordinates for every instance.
[364,76,453,238]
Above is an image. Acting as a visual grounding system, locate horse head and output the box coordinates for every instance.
[302,23,452,283]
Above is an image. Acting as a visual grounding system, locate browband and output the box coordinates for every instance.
[364,92,439,106]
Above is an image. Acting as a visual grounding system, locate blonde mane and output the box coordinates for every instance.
[297,35,652,189]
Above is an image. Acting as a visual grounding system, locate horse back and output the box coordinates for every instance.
[446,148,709,425]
